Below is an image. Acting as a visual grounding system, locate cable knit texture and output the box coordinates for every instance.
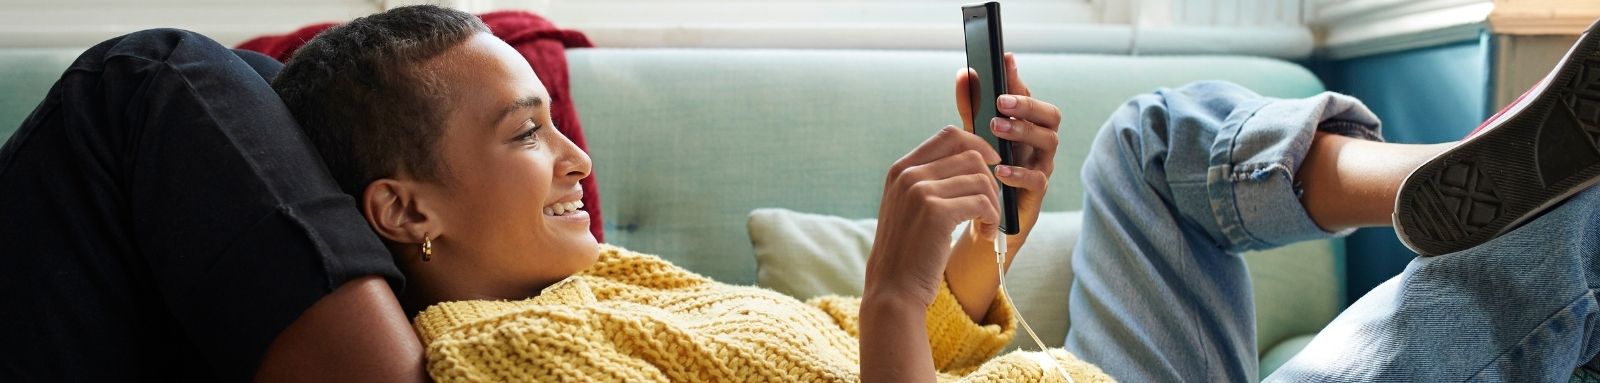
[414,245,1113,382]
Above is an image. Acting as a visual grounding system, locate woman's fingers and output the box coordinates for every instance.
[902,172,1002,242]
[892,126,998,176]
[917,173,1000,209]
[900,149,993,187]
[996,165,1049,192]
[938,194,1002,241]
[955,68,977,132]
[989,116,1058,166]
[962,53,1061,137]
[1002,52,1030,97]
[997,94,1061,134]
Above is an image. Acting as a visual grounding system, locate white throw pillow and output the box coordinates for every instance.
[747,208,1081,350]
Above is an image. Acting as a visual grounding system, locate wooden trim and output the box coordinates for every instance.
[1489,0,1600,35]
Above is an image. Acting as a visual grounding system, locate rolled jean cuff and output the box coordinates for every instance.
[1206,92,1384,251]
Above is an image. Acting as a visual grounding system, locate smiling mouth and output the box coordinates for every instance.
[543,200,584,216]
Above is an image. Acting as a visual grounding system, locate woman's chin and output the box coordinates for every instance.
[566,237,603,275]
[545,210,598,241]
[537,211,601,267]
[561,217,600,254]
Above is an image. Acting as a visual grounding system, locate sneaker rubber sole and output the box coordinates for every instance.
[1394,20,1600,256]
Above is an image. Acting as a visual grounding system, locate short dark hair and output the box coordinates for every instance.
[273,5,490,199]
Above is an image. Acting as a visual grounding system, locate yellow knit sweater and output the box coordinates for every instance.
[414,245,1112,382]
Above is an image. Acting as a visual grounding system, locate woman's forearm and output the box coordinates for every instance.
[943,229,1015,323]
[859,290,936,383]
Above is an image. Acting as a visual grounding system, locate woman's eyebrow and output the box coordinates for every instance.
[496,96,545,123]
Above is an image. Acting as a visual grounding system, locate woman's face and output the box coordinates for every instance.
[390,33,598,303]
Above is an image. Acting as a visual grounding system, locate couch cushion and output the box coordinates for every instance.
[746,207,1342,355]
[747,208,877,301]
[568,48,1328,286]
[0,49,82,138]
[1243,240,1343,355]
[1259,333,1317,377]
[747,208,1081,352]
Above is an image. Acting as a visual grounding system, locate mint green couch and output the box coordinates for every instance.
[0,47,1341,378]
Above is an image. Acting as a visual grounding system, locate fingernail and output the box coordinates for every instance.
[992,118,1011,133]
[996,165,1013,177]
[998,95,1018,109]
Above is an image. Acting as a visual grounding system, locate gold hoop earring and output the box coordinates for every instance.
[421,236,434,262]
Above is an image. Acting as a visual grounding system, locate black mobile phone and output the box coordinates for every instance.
[962,1,1019,235]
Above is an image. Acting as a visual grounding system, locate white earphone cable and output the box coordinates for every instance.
[994,231,1074,383]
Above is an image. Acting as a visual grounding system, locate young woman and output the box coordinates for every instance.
[270,5,1105,383]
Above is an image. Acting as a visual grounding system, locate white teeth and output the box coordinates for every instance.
[544,200,584,216]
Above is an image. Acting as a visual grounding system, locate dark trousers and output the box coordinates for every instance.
[0,29,397,382]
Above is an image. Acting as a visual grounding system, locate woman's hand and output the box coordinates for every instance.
[859,52,1061,383]
[946,52,1064,321]
[861,125,1002,383]
[865,126,1002,308]
[955,52,1062,253]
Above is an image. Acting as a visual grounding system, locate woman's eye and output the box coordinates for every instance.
[514,120,542,145]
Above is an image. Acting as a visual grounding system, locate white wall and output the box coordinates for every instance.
[25,0,1582,60]
[0,0,382,48]
[0,0,1321,57]
[518,0,1315,57]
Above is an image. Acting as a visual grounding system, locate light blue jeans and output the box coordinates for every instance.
[1065,81,1600,382]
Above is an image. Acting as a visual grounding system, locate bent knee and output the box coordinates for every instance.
[78,29,229,70]
[1081,82,1261,198]
[1081,91,1173,192]
[1080,100,1158,202]
[121,28,208,43]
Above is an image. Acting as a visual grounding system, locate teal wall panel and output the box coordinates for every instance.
[1311,38,1491,305]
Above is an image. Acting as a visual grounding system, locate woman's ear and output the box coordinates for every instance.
[362,179,439,245]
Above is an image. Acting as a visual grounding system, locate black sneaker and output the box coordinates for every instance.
[1394,19,1600,256]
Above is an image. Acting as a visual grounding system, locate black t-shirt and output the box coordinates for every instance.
[0,29,401,382]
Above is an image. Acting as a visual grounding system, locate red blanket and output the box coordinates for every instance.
[239,11,604,241]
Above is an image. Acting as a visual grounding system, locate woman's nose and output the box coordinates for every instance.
[554,127,592,179]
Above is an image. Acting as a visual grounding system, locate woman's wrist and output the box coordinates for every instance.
[862,286,932,314]
[859,288,935,383]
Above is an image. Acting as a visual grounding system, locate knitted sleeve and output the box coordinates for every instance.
[805,280,1017,374]
[922,280,1016,373]
[955,349,1117,383]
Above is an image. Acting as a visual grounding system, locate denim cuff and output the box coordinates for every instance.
[1205,91,1384,252]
